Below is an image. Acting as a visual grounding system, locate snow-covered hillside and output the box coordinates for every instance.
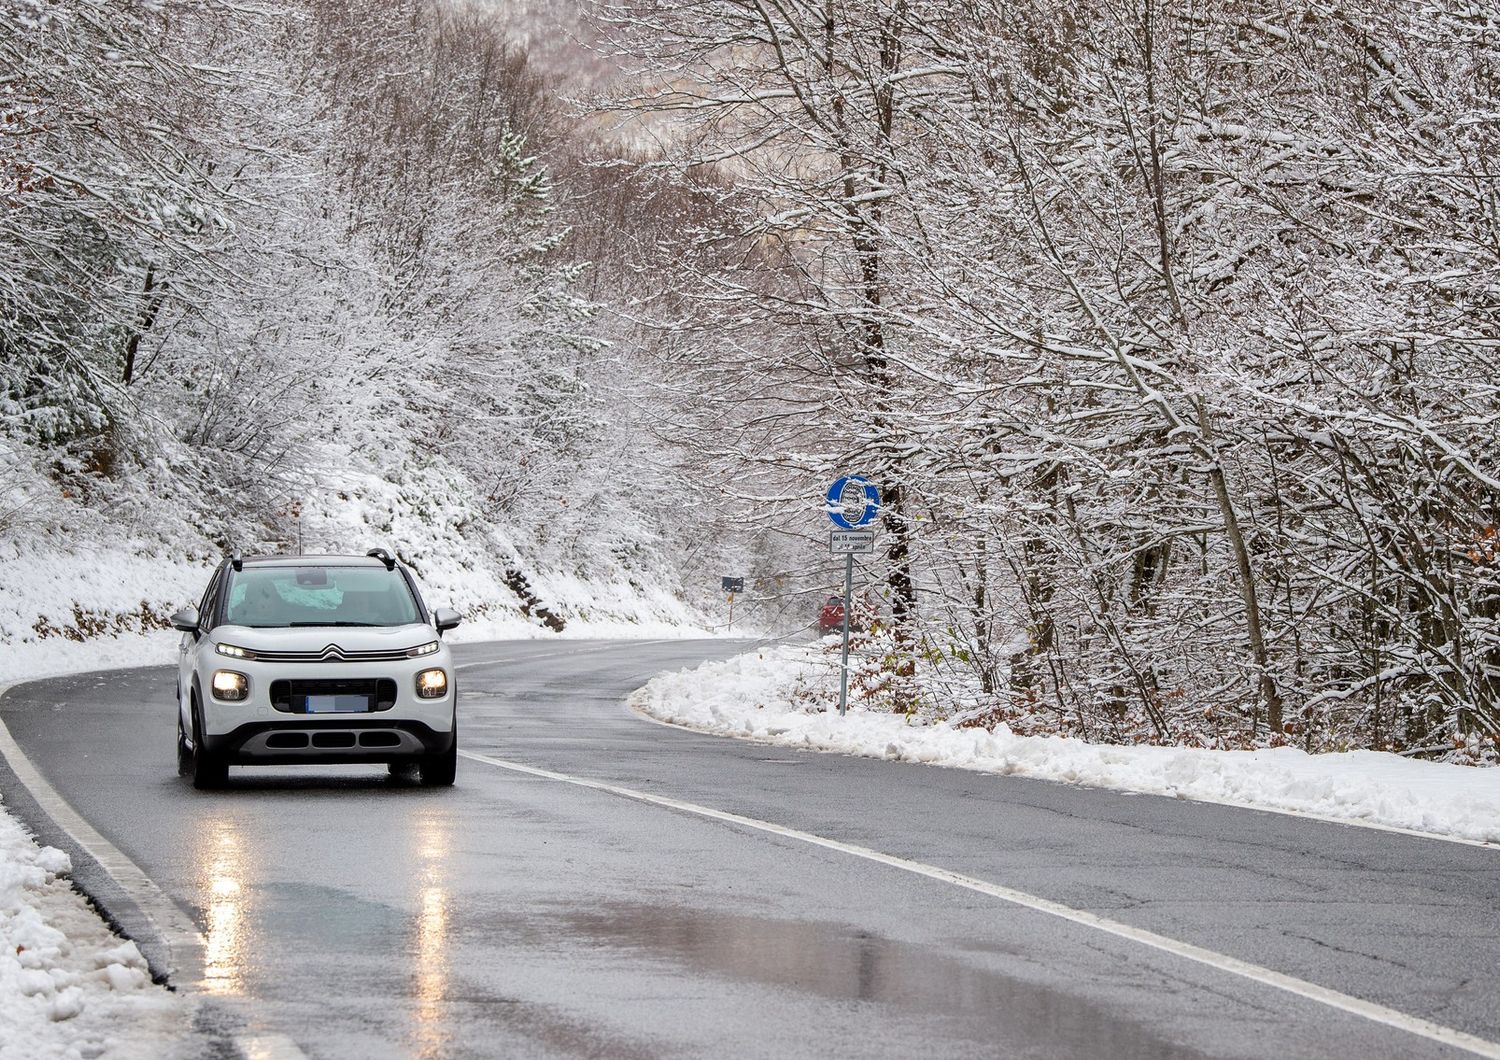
[0,0,754,670]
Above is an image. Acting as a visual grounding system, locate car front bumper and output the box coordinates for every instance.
[196,657,455,763]
[201,717,455,764]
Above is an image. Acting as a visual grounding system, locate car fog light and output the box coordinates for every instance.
[416,668,448,699]
[212,670,249,702]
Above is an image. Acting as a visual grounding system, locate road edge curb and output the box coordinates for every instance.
[0,679,207,986]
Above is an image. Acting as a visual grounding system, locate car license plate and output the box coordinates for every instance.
[305,694,369,713]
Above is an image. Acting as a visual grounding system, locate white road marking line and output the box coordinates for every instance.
[459,746,1500,1059]
[0,681,206,983]
[628,699,1500,851]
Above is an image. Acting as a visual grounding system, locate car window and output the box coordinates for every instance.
[222,566,421,628]
[197,568,224,632]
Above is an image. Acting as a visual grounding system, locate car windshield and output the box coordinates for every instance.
[223,566,420,628]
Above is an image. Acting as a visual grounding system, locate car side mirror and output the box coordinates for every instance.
[433,608,462,634]
[169,607,200,634]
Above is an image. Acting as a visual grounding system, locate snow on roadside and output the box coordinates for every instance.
[0,546,213,685]
[632,644,1500,846]
[0,794,184,1060]
[0,546,722,686]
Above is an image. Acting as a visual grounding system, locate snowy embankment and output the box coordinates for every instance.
[0,801,183,1059]
[633,645,1500,846]
[0,544,717,686]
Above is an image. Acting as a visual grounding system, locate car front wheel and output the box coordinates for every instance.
[176,713,192,777]
[190,700,229,790]
[418,727,457,788]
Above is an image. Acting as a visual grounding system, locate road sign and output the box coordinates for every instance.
[720,577,744,631]
[824,477,881,718]
[829,530,876,555]
[825,476,880,529]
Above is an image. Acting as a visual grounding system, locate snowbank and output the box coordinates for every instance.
[0,546,210,684]
[0,793,184,1059]
[633,645,1500,846]
[0,545,720,685]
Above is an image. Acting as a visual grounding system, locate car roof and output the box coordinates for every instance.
[234,555,390,568]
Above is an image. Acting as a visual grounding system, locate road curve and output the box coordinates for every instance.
[1,638,1497,1059]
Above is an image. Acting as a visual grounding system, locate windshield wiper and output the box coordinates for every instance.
[287,621,385,627]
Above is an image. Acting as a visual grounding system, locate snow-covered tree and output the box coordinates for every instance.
[586,0,975,673]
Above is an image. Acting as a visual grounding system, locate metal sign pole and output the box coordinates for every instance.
[720,577,744,633]
[838,552,853,716]
[825,475,879,720]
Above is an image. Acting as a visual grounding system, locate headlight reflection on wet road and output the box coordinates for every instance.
[411,814,451,1060]
[200,821,248,996]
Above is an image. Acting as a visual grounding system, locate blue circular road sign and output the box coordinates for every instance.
[826,476,881,529]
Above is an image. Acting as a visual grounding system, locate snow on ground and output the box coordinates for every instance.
[633,643,1500,846]
[0,795,185,1060]
[0,544,722,685]
[0,546,212,684]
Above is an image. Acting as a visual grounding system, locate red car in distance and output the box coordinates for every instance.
[819,595,849,635]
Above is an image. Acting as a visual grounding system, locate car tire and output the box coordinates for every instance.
[190,702,229,790]
[176,713,192,778]
[418,728,457,788]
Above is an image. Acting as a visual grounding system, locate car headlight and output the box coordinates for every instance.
[407,640,440,658]
[216,643,257,661]
[211,670,249,702]
[415,668,448,699]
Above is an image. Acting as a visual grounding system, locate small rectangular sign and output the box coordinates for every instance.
[829,530,876,555]
[721,577,745,593]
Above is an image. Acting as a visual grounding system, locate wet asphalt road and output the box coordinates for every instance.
[1,638,1498,1060]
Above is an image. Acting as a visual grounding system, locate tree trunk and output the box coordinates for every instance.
[122,265,165,386]
[1197,400,1283,734]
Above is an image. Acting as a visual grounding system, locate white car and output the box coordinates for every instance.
[170,550,462,789]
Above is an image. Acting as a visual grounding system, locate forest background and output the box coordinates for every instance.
[4,0,1497,761]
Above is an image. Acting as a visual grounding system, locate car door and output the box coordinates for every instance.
[181,566,222,717]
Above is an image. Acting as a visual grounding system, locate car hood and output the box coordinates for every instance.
[212,623,440,654]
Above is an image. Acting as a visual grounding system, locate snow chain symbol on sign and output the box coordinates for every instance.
[825,476,880,530]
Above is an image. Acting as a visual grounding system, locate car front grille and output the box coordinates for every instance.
[270,678,398,713]
[252,646,412,663]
